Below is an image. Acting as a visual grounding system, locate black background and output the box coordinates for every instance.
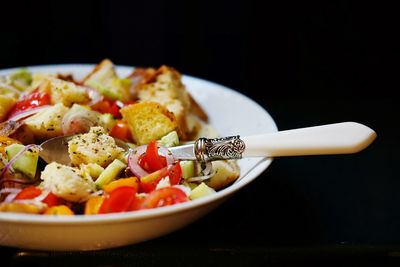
[0,0,398,266]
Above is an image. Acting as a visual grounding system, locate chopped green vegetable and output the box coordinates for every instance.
[189,182,216,200]
[180,160,195,179]
[9,68,32,90]
[99,113,116,132]
[95,159,127,188]
[5,144,39,179]
[159,131,179,147]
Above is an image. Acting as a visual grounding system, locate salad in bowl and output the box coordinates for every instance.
[0,59,241,216]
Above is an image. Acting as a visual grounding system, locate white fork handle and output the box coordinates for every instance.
[242,122,377,157]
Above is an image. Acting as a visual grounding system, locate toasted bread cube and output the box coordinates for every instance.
[41,162,96,202]
[68,126,124,167]
[120,101,179,145]
[30,72,56,90]
[38,77,90,107]
[0,95,17,121]
[24,103,69,140]
[205,160,240,190]
[137,66,191,139]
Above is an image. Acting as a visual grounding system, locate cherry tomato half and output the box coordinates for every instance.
[91,98,120,117]
[168,162,182,186]
[139,163,182,193]
[91,98,134,118]
[98,186,137,214]
[14,186,42,200]
[14,187,61,208]
[42,192,60,207]
[141,141,167,172]
[8,89,51,118]
[141,187,188,209]
[139,167,169,193]
[109,120,132,142]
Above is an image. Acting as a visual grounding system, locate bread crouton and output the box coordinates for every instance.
[38,77,90,107]
[68,126,124,167]
[0,95,17,121]
[41,162,96,202]
[133,65,209,140]
[24,103,69,141]
[205,160,240,190]
[82,59,132,102]
[120,101,179,145]
[136,66,191,139]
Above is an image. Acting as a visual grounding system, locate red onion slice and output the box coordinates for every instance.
[7,105,52,121]
[61,107,99,135]
[0,177,35,186]
[128,145,149,177]
[33,190,50,202]
[186,170,215,182]
[0,187,21,194]
[0,144,42,179]
[186,162,215,182]
[84,86,103,106]
[1,188,22,202]
[0,120,24,137]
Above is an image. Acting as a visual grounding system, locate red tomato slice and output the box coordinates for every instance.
[91,98,134,118]
[141,187,188,209]
[139,167,169,193]
[98,186,137,214]
[130,196,145,211]
[168,162,182,185]
[142,141,167,172]
[14,186,42,200]
[139,162,182,193]
[109,120,132,142]
[42,192,60,207]
[8,90,51,118]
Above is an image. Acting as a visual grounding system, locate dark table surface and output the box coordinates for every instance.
[1,0,397,266]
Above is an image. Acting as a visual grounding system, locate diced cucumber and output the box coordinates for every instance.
[5,144,39,179]
[82,163,104,179]
[99,113,116,132]
[180,161,195,179]
[95,159,127,188]
[181,181,198,190]
[159,131,179,147]
[189,182,216,200]
[85,79,120,101]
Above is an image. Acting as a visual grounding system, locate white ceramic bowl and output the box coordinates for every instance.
[0,65,277,251]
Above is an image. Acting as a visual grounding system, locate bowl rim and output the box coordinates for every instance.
[0,64,278,225]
